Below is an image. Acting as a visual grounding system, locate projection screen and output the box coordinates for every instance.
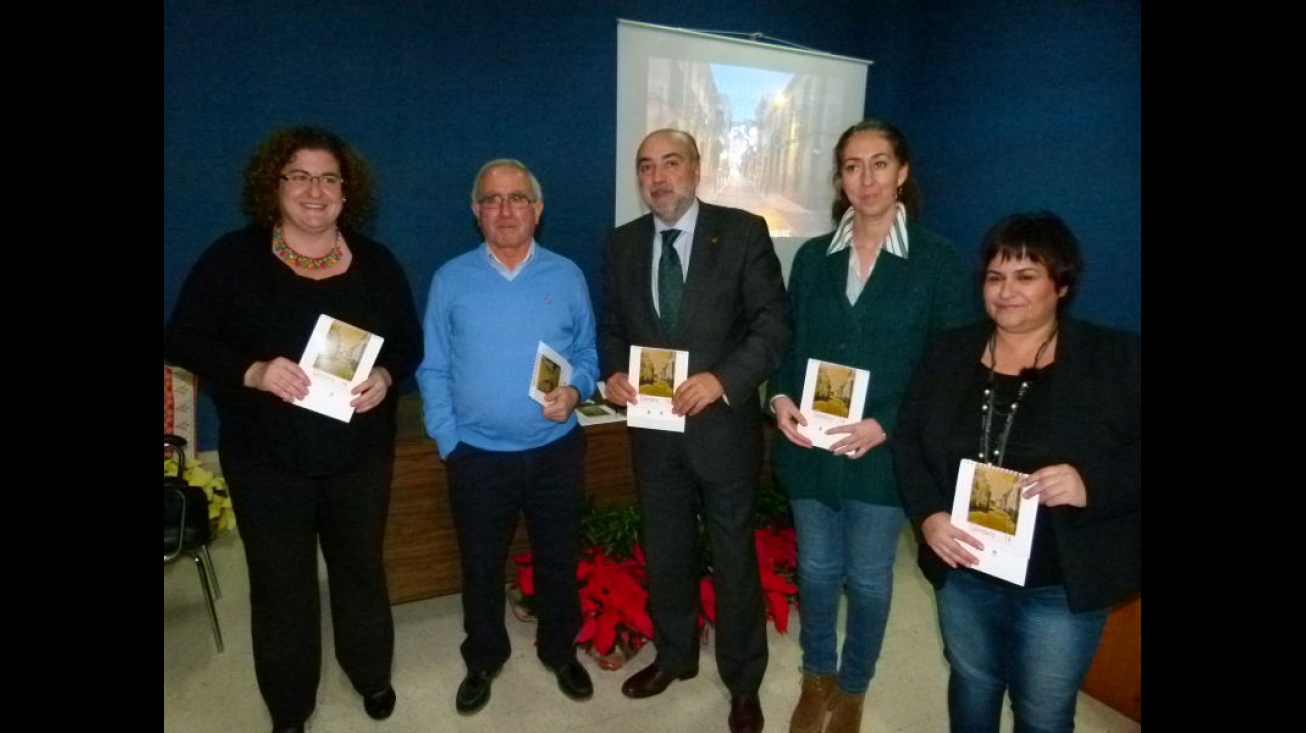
[615,19,872,278]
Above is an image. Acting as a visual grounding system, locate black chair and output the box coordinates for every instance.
[164,433,224,652]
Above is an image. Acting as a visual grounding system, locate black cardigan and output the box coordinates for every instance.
[894,317,1141,612]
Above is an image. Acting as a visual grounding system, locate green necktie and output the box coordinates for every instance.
[658,229,683,331]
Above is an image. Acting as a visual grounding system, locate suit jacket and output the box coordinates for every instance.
[894,317,1142,612]
[599,201,791,482]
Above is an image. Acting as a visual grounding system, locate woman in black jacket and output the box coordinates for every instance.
[894,210,1140,733]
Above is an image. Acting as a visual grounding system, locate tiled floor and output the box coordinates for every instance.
[164,528,1140,732]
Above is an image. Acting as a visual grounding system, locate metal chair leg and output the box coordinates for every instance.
[198,543,221,600]
[190,551,224,653]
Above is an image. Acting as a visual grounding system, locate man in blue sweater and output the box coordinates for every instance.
[416,159,599,715]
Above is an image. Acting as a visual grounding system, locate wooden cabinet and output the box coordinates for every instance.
[382,431,464,605]
[1081,596,1141,723]
[382,393,638,605]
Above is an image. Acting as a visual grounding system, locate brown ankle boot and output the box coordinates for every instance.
[825,688,866,733]
[789,672,837,733]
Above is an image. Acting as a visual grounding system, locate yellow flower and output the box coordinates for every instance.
[165,456,236,534]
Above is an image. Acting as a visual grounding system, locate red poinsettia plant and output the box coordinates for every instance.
[513,488,798,667]
[699,525,798,634]
[575,544,655,657]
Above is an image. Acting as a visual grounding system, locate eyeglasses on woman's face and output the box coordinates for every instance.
[280,171,345,189]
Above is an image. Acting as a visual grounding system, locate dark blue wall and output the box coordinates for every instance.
[907,2,1142,333]
[164,0,1140,450]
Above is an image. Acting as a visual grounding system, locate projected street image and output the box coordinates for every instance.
[646,59,845,238]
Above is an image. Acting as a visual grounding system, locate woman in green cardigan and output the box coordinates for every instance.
[769,119,977,733]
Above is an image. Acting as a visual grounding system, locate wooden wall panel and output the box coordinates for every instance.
[383,393,637,604]
[1081,596,1141,723]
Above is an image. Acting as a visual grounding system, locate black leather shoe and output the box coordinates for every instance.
[621,662,699,699]
[363,685,396,720]
[728,692,764,733]
[271,726,304,733]
[551,658,594,701]
[455,668,500,715]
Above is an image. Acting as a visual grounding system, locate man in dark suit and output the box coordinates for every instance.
[599,129,790,733]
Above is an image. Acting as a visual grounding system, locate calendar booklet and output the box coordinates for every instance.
[296,314,384,423]
[624,345,689,432]
[949,459,1039,585]
[796,358,870,451]
[529,341,573,406]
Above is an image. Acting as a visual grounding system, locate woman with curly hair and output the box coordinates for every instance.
[165,125,422,733]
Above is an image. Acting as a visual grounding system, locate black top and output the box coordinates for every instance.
[895,318,1141,612]
[165,224,423,476]
[948,364,1062,588]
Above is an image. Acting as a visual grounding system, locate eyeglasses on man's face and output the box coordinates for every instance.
[280,171,345,188]
[477,193,535,209]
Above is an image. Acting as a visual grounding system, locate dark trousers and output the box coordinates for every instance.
[222,451,395,728]
[445,426,585,672]
[635,437,769,696]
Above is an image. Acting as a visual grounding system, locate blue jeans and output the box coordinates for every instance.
[937,569,1109,733]
[790,499,904,694]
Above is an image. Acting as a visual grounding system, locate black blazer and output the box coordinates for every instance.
[598,201,791,482]
[894,317,1141,612]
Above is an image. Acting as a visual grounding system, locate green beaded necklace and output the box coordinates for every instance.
[272,224,343,270]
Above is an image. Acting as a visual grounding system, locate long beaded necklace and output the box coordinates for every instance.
[272,224,343,270]
[978,324,1058,467]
